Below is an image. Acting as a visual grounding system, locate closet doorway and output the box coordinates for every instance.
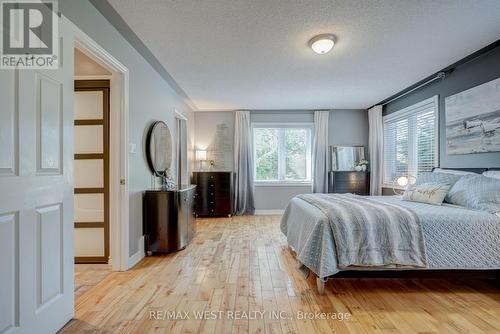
[74,80,110,263]
[74,48,111,264]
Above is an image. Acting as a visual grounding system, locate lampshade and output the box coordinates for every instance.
[195,150,207,161]
[396,176,409,187]
[392,175,417,195]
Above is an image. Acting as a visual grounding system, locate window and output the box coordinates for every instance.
[383,96,438,186]
[253,124,312,183]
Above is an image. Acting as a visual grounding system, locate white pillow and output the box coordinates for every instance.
[483,171,500,180]
[432,168,477,176]
[402,182,452,206]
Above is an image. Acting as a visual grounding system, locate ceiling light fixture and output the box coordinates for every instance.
[308,34,335,54]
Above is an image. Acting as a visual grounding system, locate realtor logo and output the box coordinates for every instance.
[1,0,59,69]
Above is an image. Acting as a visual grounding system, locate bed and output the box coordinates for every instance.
[280,168,500,294]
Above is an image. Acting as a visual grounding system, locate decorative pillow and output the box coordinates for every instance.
[483,171,500,180]
[402,182,452,205]
[447,174,500,214]
[432,168,478,176]
[416,172,462,187]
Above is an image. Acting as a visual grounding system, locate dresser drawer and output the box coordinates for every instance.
[192,172,233,216]
[328,171,370,195]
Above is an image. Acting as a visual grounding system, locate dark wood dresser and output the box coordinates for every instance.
[192,171,233,217]
[328,171,370,195]
[143,185,196,254]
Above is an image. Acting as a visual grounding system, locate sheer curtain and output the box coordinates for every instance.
[368,105,383,195]
[312,111,330,193]
[233,110,255,215]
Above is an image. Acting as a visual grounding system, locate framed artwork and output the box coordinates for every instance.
[445,77,500,155]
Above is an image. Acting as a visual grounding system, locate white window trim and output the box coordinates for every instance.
[382,95,439,188]
[253,181,313,187]
[252,122,313,185]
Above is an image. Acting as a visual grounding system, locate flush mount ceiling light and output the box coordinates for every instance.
[308,34,335,54]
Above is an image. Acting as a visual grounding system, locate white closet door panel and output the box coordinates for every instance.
[75,228,104,257]
[36,204,63,308]
[0,70,17,176]
[74,125,103,154]
[74,194,104,222]
[0,16,75,334]
[0,212,19,333]
[75,91,103,119]
[74,159,103,188]
[37,73,62,174]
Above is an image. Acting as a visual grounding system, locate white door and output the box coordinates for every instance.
[0,17,74,334]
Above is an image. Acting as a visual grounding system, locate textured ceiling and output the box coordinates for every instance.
[108,0,500,111]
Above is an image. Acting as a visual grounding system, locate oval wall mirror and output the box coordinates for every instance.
[146,121,172,176]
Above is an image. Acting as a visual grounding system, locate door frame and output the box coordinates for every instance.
[69,21,130,271]
[174,108,189,185]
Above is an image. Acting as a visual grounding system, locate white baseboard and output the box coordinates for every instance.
[254,209,285,215]
[127,235,145,269]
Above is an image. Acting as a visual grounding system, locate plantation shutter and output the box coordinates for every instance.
[383,96,438,185]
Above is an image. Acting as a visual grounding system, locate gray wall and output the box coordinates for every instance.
[194,111,234,171]
[384,45,500,168]
[194,109,368,211]
[254,185,311,211]
[328,109,368,147]
[61,0,195,256]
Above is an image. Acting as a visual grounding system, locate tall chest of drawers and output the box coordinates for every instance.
[192,171,233,217]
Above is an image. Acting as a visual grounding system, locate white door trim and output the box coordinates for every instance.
[174,108,188,121]
[68,19,130,271]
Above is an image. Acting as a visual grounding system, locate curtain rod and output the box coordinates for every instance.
[381,72,446,106]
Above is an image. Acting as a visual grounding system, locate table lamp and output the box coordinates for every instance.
[195,150,207,170]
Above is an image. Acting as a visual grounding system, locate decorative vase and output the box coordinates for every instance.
[161,169,176,190]
[361,165,367,172]
[354,165,363,171]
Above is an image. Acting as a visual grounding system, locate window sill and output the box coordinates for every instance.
[254,181,312,187]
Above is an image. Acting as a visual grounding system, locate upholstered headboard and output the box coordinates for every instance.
[432,167,488,174]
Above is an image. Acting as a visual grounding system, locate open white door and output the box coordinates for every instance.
[0,16,74,334]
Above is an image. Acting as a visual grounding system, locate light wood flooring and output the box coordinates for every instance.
[75,263,112,298]
[61,215,500,334]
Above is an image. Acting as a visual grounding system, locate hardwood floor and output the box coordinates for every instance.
[75,263,112,298]
[61,215,500,334]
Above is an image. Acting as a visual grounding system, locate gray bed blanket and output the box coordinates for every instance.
[296,193,427,269]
